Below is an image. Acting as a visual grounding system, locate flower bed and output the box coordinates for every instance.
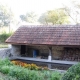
[0,59,62,80]
[11,60,48,70]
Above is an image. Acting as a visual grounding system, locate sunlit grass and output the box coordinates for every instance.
[0,43,8,48]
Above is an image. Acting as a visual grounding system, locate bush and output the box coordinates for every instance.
[51,71,62,80]
[0,59,62,80]
[0,31,12,43]
[0,66,10,74]
[62,63,80,80]
[4,65,44,80]
[0,59,13,66]
[0,72,17,80]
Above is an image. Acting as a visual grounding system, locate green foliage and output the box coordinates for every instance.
[63,0,80,24]
[0,66,10,74]
[0,59,61,80]
[38,13,48,24]
[20,12,37,23]
[0,59,13,68]
[1,65,44,80]
[0,31,12,43]
[51,71,62,80]
[62,63,80,80]
[43,71,51,80]
[20,15,26,21]
[0,72,17,80]
[0,5,14,27]
[38,8,69,25]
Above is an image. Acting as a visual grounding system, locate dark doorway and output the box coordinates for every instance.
[21,45,26,56]
[27,48,39,57]
[33,49,39,58]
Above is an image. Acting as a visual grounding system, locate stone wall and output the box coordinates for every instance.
[52,46,64,60]
[1,44,79,62]
[11,45,21,56]
[23,45,49,59]
[25,45,64,59]
[0,48,12,59]
[0,45,21,59]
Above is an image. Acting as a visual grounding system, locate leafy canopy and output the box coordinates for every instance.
[38,9,69,25]
[20,12,37,23]
[0,5,14,27]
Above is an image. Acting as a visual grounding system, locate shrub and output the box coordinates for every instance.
[0,66,10,74]
[8,66,44,80]
[0,31,12,43]
[42,70,61,80]
[43,71,51,80]
[51,71,62,80]
[0,72,17,80]
[0,59,62,80]
[61,63,80,80]
[0,59,13,66]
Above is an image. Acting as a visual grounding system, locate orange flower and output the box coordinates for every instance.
[11,61,48,70]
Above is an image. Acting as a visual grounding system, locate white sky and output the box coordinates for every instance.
[0,0,72,16]
[0,0,80,21]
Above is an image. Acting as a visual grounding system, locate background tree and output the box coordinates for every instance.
[20,12,37,23]
[63,0,80,24]
[0,5,14,27]
[20,15,26,22]
[38,9,69,25]
[38,13,48,24]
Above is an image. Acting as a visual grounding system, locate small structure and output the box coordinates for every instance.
[5,25,80,67]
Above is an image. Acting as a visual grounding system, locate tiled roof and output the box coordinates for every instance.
[5,25,80,46]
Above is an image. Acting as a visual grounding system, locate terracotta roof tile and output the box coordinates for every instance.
[5,25,80,45]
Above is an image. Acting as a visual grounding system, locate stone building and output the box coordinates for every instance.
[5,25,80,64]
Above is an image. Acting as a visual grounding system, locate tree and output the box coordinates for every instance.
[63,0,80,24]
[38,9,69,25]
[0,5,14,27]
[72,0,80,8]
[20,12,37,23]
[20,15,26,22]
[38,13,48,24]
